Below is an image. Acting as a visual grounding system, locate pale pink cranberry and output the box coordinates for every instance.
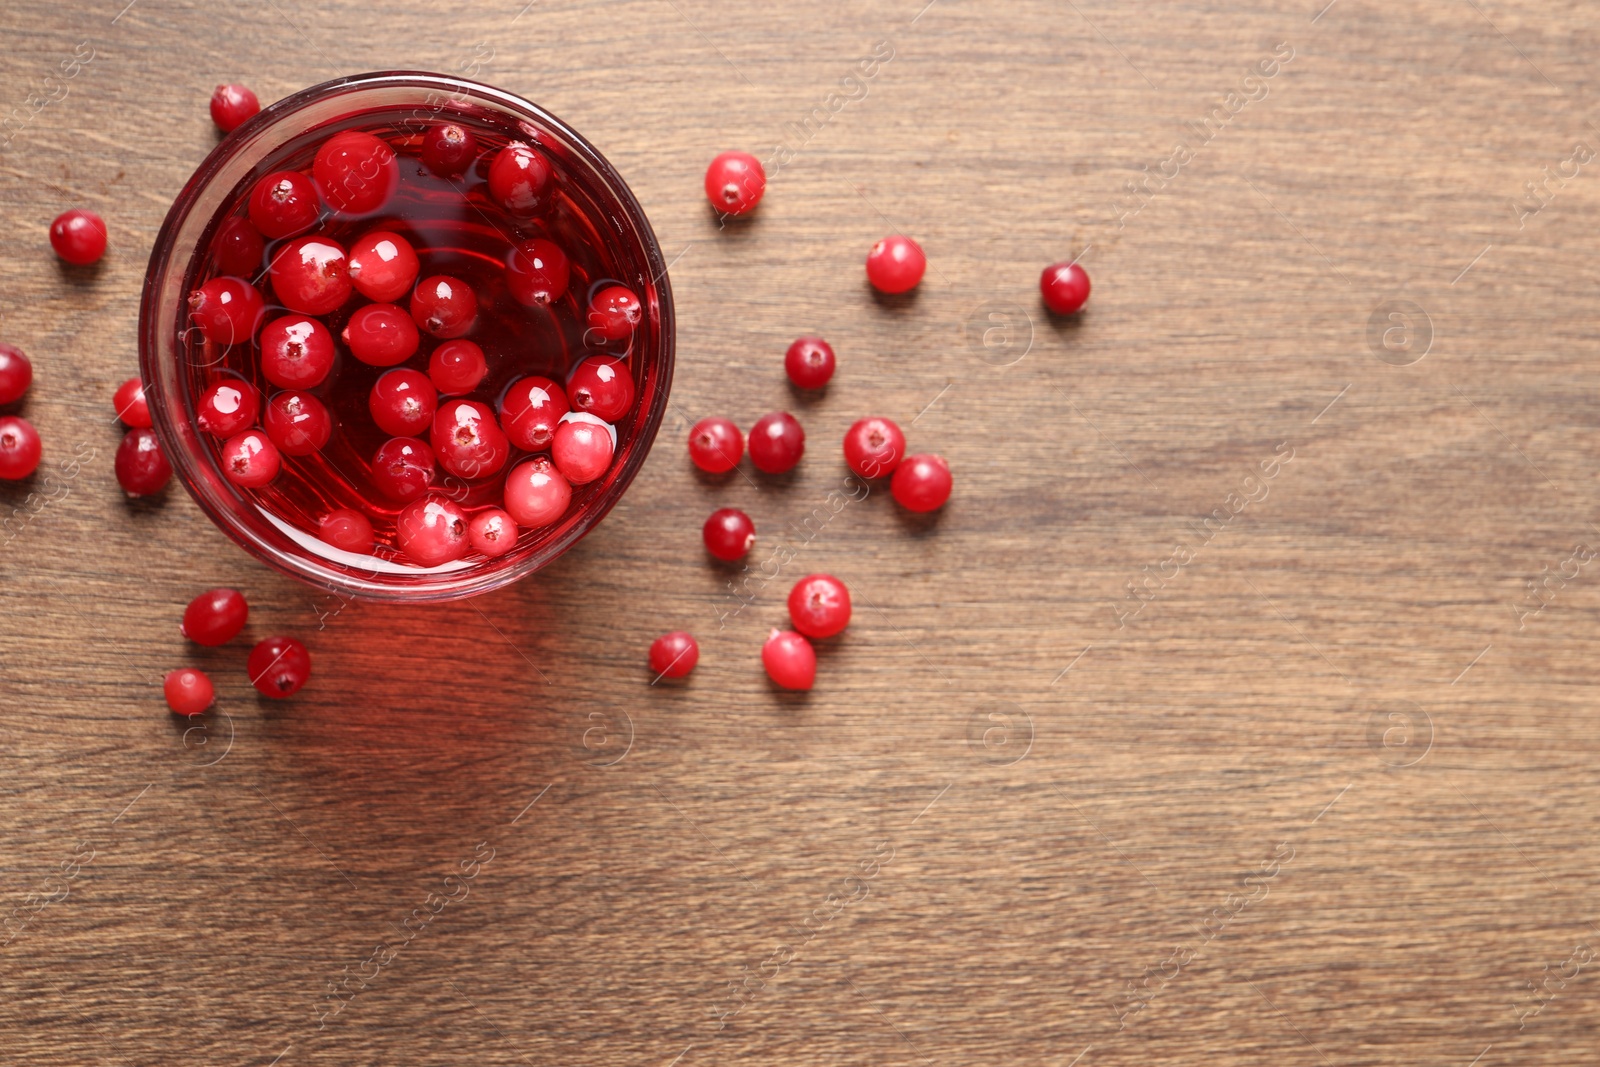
[319,508,374,553]
[269,237,351,315]
[567,355,634,423]
[259,314,335,388]
[428,340,487,395]
[586,285,642,342]
[505,238,570,307]
[113,427,168,495]
[488,142,551,214]
[342,302,419,366]
[649,632,699,679]
[370,437,435,503]
[468,508,518,557]
[346,230,420,302]
[500,376,568,452]
[189,277,265,345]
[503,455,571,528]
[314,130,399,215]
[247,171,319,239]
[552,415,614,485]
[410,275,477,338]
[431,399,509,480]
[762,630,816,690]
[114,378,152,428]
[369,368,437,438]
[397,495,470,566]
[263,390,333,457]
[196,378,260,437]
[220,429,280,487]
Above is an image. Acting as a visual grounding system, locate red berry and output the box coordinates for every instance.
[784,336,835,389]
[263,390,333,457]
[259,314,335,389]
[314,130,399,215]
[891,453,951,512]
[488,142,551,214]
[214,216,265,276]
[687,416,743,474]
[181,588,248,646]
[189,277,265,345]
[371,437,435,503]
[567,355,634,423]
[748,411,804,474]
[865,235,925,294]
[269,237,351,315]
[432,399,509,480]
[421,122,480,177]
[49,210,107,266]
[342,302,420,367]
[499,376,568,452]
[320,508,374,553]
[649,631,699,679]
[704,151,766,215]
[164,668,215,716]
[0,343,32,405]
[220,429,280,488]
[505,238,570,307]
[787,574,851,638]
[115,427,170,495]
[410,275,477,339]
[1040,261,1091,314]
[196,378,260,437]
[552,415,614,485]
[586,285,642,342]
[503,455,571,528]
[468,508,518,557]
[397,495,470,566]
[842,416,905,479]
[346,230,419,303]
[428,339,488,395]
[369,368,437,438]
[247,171,320,239]
[114,378,152,428]
[248,636,311,698]
[209,84,260,133]
[703,507,755,562]
[0,416,42,480]
[762,629,815,691]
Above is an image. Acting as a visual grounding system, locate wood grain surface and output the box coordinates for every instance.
[4,0,1600,1063]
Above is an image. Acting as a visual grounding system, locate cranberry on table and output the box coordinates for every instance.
[315,130,399,215]
[410,275,477,338]
[865,234,925,294]
[785,336,835,390]
[214,216,265,276]
[552,415,614,485]
[421,122,480,176]
[247,171,320,239]
[370,437,436,503]
[49,210,107,266]
[567,356,634,423]
[269,237,351,316]
[181,588,249,646]
[189,277,265,345]
[197,378,260,437]
[115,427,171,495]
[703,507,755,562]
[0,416,42,480]
[891,452,952,512]
[114,378,151,428]
[704,151,766,215]
[164,668,215,716]
[220,429,281,488]
[748,410,804,474]
[369,368,437,438]
[843,416,905,479]
[397,495,470,566]
[503,455,571,528]
[505,238,570,307]
[687,416,743,474]
[432,399,509,480]
[342,302,420,366]
[259,314,335,389]
[468,508,518,557]
[500,376,568,452]
[649,631,699,679]
[209,84,260,133]
[248,635,311,698]
[428,340,488,396]
[586,285,642,342]
[762,629,816,691]
[347,230,419,303]
[263,390,333,457]
[488,142,551,214]
[320,508,374,553]
[0,344,32,405]
[1040,261,1091,314]
[788,573,851,638]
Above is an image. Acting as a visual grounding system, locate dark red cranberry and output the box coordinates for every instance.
[703,507,755,562]
[247,171,320,239]
[263,390,333,457]
[704,151,766,215]
[371,437,436,502]
[114,378,152,428]
[865,235,925,294]
[488,142,551,214]
[164,668,215,716]
[422,122,480,176]
[687,416,742,474]
[891,453,951,512]
[1040,261,1091,314]
[500,376,568,451]
[432,399,509,480]
[410,275,477,338]
[220,429,281,488]
[347,230,419,302]
[269,236,350,315]
[567,356,634,422]
[586,285,642,342]
[196,378,260,437]
[259,314,335,389]
[209,84,260,133]
[0,416,42,480]
[214,216,265,276]
[762,629,816,691]
[428,340,487,395]
[49,210,107,265]
[649,631,699,679]
[396,495,470,566]
[785,336,835,389]
[189,277,265,345]
[369,369,437,438]
[468,508,518,557]
[319,508,374,553]
[182,588,249,646]
[843,416,905,479]
[114,427,169,495]
[552,415,614,485]
[248,636,311,698]
[0,344,32,405]
[748,411,804,474]
[342,302,419,367]
[505,238,570,307]
[314,130,399,215]
[503,455,571,528]
[788,574,851,638]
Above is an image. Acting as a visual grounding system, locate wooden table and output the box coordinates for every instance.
[4,0,1598,1063]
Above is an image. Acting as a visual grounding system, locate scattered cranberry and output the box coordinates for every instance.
[1040,261,1091,314]
[320,508,374,553]
[181,588,249,646]
[371,437,436,502]
[189,277,265,345]
[843,416,905,479]
[342,302,420,366]
[263,390,333,457]
[247,171,320,239]
[762,629,816,691]
[432,399,509,480]
[428,340,488,395]
[114,378,152,428]
[410,275,477,338]
[259,314,335,389]
[369,368,437,438]
[687,416,743,474]
[505,238,570,307]
[748,411,804,474]
[552,415,614,485]
[315,130,399,215]
[785,336,835,389]
[704,151,766,215]
[270,237,351,316]
[197,378,260,437]
[220,429,281,488]
[788,574,851,638]
[209,84,260,133]
[346,230,419,303]
[891,453,951,512]
[164,668,215,716]
[703,507,755,562]
[649,631,699,679]
[587,285,642,342]
[114,427,169,495]
[500,377,568,452]
[0,416,42,480]
[567,356,634,423]
[488,142,551,214]
[397,495,470,566]
[248,636,311,698]
[0,344,32,405]
[468,508,518,557]
[49,209,107,266]
[214,216,265,276]
[422,122,480,176]
[865,235,925,294]
[503,455,572,528]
